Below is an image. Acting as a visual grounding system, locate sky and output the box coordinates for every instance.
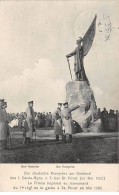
[0,0,119,113]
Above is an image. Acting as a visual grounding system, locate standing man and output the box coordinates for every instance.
[38,112,42,127]
[0,99,8,149]
[61,102,80,142]
[48,112,52,127]
[35,112,38,127]
[42,112,46,127]
[101,108,108,131]
[45,113,49,127]
[24,101,35,144]
[53,103,63,141]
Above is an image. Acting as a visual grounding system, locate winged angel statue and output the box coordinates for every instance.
[66,15,97,85]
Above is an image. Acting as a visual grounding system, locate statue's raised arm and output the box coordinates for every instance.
[82,14,97,56]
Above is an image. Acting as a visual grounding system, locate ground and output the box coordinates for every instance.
[0,128,118,163]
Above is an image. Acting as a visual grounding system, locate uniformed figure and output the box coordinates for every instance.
[18,114,24,128]
[101,108,108,130]
[45,113,49,127]
[61,102,80,142]
[42,112,46,127]
[35,113,38,127]
[0,99,8,149]
[37,112,42,127]
[108,110,117,132]
[48,112,52,127]
[45,112,52,127]
[53,103,63,141]
[24,101,35,144]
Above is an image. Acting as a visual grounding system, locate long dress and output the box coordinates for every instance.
[53,108,62,136]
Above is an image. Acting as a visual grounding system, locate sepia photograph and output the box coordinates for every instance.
[0,0,119,164]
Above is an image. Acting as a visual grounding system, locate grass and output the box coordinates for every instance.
[0,128,118,163]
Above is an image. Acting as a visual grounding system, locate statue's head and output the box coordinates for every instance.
[76,37,83,45]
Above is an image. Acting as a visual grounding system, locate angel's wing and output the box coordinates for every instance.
[82,15,97,56]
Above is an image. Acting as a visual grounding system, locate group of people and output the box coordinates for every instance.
[99,108,119,132]
[7,112,53,128]
[0,100,80,149]
[34,112,52,128]
[22,101,80,144]
[0,100,36,148]
[21,101,80,144]
[53,102,80,142]
[0,98,119,150]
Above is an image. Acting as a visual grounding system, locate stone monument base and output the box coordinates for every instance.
[66,81,102,133]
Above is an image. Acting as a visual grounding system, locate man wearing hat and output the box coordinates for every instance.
[61,102,80,142]
[24,101,35,144]
[53,103,63,141]
[48,112,52,127]
[0,99,8,149]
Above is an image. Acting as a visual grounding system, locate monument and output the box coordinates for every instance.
[66,15,102,132]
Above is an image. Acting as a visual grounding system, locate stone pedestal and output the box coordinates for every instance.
[66,81,102,132]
